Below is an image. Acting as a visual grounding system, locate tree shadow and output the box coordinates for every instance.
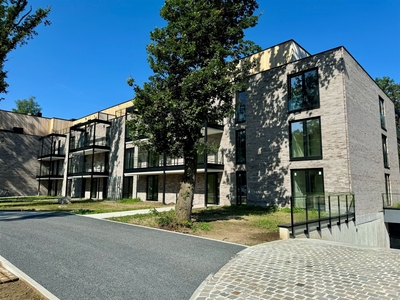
[223,43,342,208]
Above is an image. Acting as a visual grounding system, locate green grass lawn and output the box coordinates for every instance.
[0,197,166,214]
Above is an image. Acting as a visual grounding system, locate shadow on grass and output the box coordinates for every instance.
[192,205,280,222]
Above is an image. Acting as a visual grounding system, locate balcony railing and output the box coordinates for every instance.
[129,152,224,169]
[38,148,66,158]
[382,193,400,209]
[279,193,355,237]
[70,136,110,151]
[68,163,109,174]
[36,167,63,177]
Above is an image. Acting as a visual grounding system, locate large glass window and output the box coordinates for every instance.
[291,169,324,200]
[379,97,386,129]
[236,130,246,164]
[146,175,158,201]
[290,117,322,160]
[236,171,247,205]
[236,91,246,123]
[382,135,389,168]
[384,174,392,207]
[124,148,134,169]
[288,69,319,112]
[123,176,133,199]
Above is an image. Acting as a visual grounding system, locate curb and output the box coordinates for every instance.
[0,255,60,300]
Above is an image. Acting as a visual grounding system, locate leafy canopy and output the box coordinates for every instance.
[0,0,51,99]
[375,76,400,110]
[127,0,261,157]
[12,95,41,114]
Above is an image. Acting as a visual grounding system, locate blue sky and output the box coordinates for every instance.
[1,0,399,120]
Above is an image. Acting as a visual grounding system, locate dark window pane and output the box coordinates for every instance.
[289,75,303,111]
[304,70,319,108]
[236,130,246,164]
[291,121,304,158]
[236,171,247,205]
[306,118,322,157]
[290,118,321,160]
[288,69,319,112]
[382,135,389,168]
[236,91,246,122]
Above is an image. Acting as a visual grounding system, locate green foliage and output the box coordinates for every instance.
[191,221,213,232]
[0,1,51,99]
[12,95,41,114]
[127,0,261,158]
[118,197,141,204]
[375,76,400,109]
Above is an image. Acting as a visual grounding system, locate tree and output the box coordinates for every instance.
[12,95,41,114]
[127,0,261,223]
[0,0,51,100]
[375,76,400,110]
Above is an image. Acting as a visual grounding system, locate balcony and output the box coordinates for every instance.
[69,136,110,155]
[67,162,109,178]
[124,152,224,175]
[36,167,64,180]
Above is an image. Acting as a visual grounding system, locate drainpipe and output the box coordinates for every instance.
[204,122,208,208]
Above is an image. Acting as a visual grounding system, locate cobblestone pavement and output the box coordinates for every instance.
[192,239,400,300]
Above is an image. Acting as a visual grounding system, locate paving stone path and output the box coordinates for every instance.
[192,239,400,300]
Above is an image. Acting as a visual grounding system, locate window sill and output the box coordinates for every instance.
[290,156,323,161]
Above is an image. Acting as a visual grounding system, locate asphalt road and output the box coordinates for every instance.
[0,211,246,299]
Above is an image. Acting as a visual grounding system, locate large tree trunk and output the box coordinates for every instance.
[175,147,198,224]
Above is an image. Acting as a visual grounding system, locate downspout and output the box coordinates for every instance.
[204,122,208,207]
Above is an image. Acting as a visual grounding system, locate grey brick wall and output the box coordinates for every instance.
[343,49,400,217]
[0,131,43,196]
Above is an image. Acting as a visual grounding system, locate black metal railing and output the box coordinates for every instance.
[131,152,224,169]
[70,136,110,151]
[68,163,109,174]
[36,167,63,177]
[287,193,355,237]
[382,193,400,209]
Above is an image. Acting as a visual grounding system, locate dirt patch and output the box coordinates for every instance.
[190,220,280,245]
[0,263,46,300]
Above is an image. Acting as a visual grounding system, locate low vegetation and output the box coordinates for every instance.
[0,197,164,214]
[109,205,292,245]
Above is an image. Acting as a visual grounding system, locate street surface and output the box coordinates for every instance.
[0,211,245,299]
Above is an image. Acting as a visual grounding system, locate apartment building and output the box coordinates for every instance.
[0,40,399,248]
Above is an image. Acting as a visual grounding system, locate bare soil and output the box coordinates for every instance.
[0,263,46,300]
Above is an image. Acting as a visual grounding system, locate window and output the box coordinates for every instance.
[384,174,392,207]
[123,176,133,199]
[236,171,247,205]
[236,130,246,164]
[124,148,134,169]
[146,175,158,201]
[148,151,160,167]
[236,91,246,122]
[288,69,319,112]
[382,135,389,168]
[291,169,324,201]
[290,117,322,160]
[379,97,386,129]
